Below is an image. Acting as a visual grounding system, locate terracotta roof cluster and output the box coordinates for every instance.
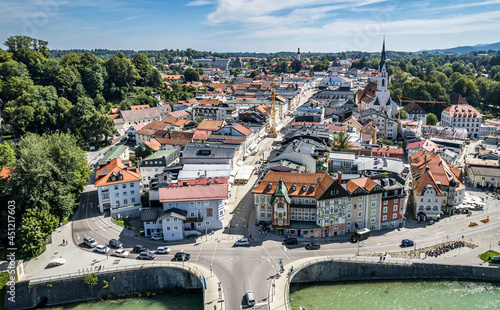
[95,158,141,187]
[357,81,377,104]
[252,170,333,199]
[443,104,480,118]
[199,99,222,106]
[410,149,464,195]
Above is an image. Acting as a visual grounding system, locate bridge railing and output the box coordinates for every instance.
[283,256,413,310]
[28,261,203,285]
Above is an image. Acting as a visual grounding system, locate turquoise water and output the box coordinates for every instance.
[47,291,203,310]
[290,281,500,310]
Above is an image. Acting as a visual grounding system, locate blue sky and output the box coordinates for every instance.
[1,0,500,53]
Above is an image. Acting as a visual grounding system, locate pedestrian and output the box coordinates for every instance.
[380,256,382,263]
[62,239,65,245]
[291,266,294,273]
[383,256,386,262]
[265,230,268,237]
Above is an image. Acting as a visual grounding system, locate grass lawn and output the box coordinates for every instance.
[112,219,131,228]
[479,250,500,263]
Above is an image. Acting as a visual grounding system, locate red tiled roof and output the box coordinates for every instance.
[159,183,228,202]
[193,130,211,140]
[443,104,480,118]
[345,178,378,194]
[162,117,177,124]
[95,159,140,187]
[371,147,404,155]
[169,177,228,186]
[144,139,161,151]
[197,119,224,131]
[329,125,346,131]
[233,124,253,136]
[174,119,191,127]
[130,105,150,110]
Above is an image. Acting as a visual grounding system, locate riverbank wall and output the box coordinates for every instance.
[291,261,500,284]
[5,266,202,310]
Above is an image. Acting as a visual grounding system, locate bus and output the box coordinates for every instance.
[350,228,371,242]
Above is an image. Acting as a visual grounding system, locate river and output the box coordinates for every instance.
[290,280,500,310]
[46,291,203,310]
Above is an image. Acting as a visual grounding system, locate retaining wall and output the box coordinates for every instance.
[291,261,500,284]
[5,266,202,310]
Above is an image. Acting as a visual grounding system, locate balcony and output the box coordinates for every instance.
[185,216,203,223]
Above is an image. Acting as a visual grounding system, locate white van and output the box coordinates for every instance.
[84,236,97,248]
[246,290,255,307]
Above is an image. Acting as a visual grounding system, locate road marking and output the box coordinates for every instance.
[271,241,292,262]
[194,242,204,263]
[261,243,279,269]
[76,233,80,240]
[210,242,218,266]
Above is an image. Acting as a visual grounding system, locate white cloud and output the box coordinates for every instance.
[186,0,213,6]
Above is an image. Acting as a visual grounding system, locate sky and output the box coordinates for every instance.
[1,0,500,53]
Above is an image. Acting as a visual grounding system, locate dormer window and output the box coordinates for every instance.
[111,176,116,181]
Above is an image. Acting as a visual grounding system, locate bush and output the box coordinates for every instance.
[84,273,99,286]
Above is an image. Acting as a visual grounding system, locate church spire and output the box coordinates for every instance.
[381,36,386,63]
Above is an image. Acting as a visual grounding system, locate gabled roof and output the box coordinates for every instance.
[406,139,439,152]
[410,149,464,191]
[120,107,160,122]
[197,119,224,131]
[403,102,426,115]
[129,123,145,131]
[95,158,141,187]
[130,104,150,110]
[159,183,228,202]
[233,124,253,136]
[443,104,480,118]
[144,139,161,151]
[342,115,362,128]
[174,119,191,127]
[345,178,381,194]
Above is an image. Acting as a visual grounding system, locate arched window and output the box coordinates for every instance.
[433,206,439,211]
[419,206,424,210]
[426,206,431,211]
[277,203,284,209]
[382,79,385,87]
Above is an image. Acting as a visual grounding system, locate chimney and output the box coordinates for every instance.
[338,171,342,184]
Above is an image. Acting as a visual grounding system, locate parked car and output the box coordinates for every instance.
[151,233,164,241]
[245,290,256,307]
[108,239,122,248]
[174,252,190,261]
[133,245,149,253]
[112,249,130,258]
[156,246,171,254]
[95,245,109,254]
[283,238,298,245]
[234,238,250,246]
[305,242,321,250]
[401,239,415,247]
[138,251,156,260]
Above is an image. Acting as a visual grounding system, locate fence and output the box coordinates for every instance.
[282,256,413,310]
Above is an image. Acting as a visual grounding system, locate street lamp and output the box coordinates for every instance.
[357,239,360,256]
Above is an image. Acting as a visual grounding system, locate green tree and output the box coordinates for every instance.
[290,59,302,73]
[332,131,351,151]
[0,142,15,167]
[395,109,408,119]
[132,53,152,86]
[84,273,99,287]
[426,113,438,125]
[183,68,200,82]
[147,69,163,88]
[18,207,59,257]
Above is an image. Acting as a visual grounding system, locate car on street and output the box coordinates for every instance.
[156,246,170,254]
[305,242,321,250]
[174,252,190,261]
[138,251,156,260]
[112,249,130,258]
[283,238,298,245]
[151,233,164,241]
[234,238,250,246]
[95,245,109,254]
[108,239,122,248]
[401,239,415,247]
[83,236,97,248]
[133,245,149,253]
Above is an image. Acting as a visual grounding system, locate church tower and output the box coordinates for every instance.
[375,38,392,115]
[297,47,301,61]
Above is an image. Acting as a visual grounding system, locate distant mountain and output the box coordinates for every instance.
[419,42,500,54]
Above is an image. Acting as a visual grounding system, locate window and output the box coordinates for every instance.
[174,226,179,230]
[277,203,284,209]
[395,198,398,203]
[207,208,213,217]
[261,205,265,211]
[131,190,135,195]
[370,218,375,223]
[123,192,127,196]
[371,202,376,208]
[383,207,387,213]
[393,214,397,219]
[348,197,352,202]
[393,205,398,211]
[197,223,202,227]
[190,212,195,217]
[130,183,134,188]
[384,200,388,205]
[205,221,210,226]
[371,209,376,215]
[190,202,195,208]
[347,213,351,219]
[167,226,171,231]
[359,196,363,201]
[204,201,209,207]
[115,201,120,207]
[115,193,119,197]
[197,201,201,207]
[261,214,265,219]
[347,204,352,210]
[358,203,362,209]
[304,199,309,204]
[358,211,362,217]
[123,199,128,204]
[383,215,387,221]
[435,198,438,202]
[372,194,376,199]
[357,220,362,225]
[114,185,119,190]
[346,221,351,227]
[122,184,126,188]
[267,213,271,219]
[419,206,424,210]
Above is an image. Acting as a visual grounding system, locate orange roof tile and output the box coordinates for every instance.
[95,159,141,187]
[144,139,161,151]
[197,119,224,131]
[130,105,150,110]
